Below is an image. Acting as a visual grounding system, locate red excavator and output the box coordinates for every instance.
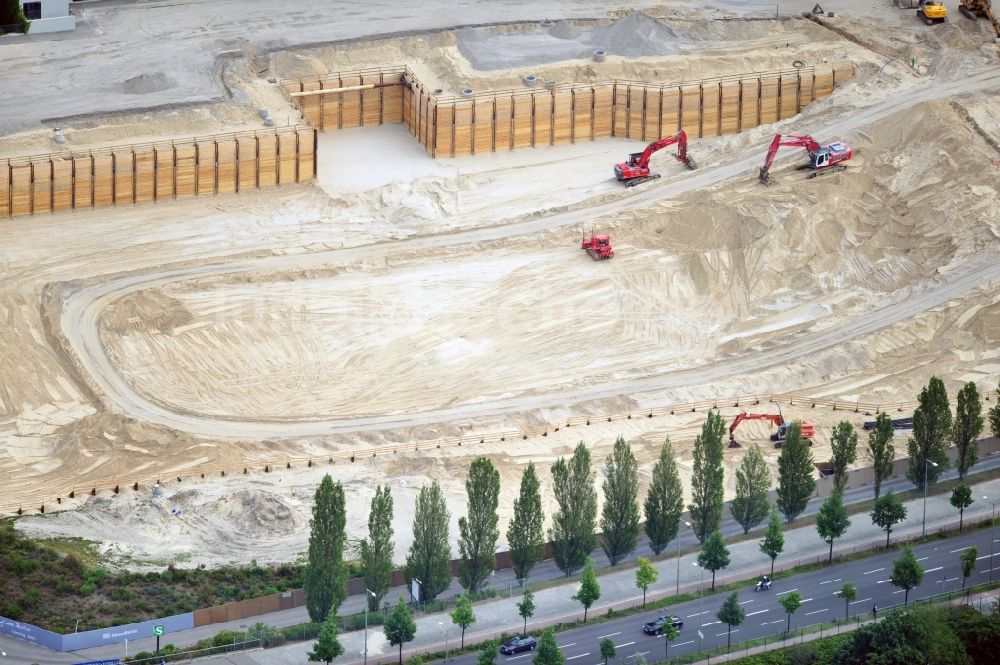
[614,131,697,187]
[581,229,614,260]
[729,410,815,448]
[758,134,852,185]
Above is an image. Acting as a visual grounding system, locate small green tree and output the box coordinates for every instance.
[459,457,501,592]
[830,421,859,491]
[959,546,977,589]
[451,592,476,648]
[358,484,394,611]
[478,640,499,665]
[689,410,726,542]
[305,474,348,622]
[990,379,1000,439]
[635,556,659,607]
[404,481,452,602]
[697,530,730,590]
[867,412,896,500]
[759,508,785,576]
[816,489,851,562]
[776,422,816,523]
[837,582,857,620]
[890,545,924,605]
[573,557,601,622]
[308,610,344,664]
[779,591,802,633]
[533,628,564,665]
[601,436,641,565]
[716,592,746,650]
[661,621,679,662]
[950,484,974,532]
[870,490,907,548]
[599,638,616,665]
[731,443,771,534]
[508,462,546,581]
[549,443,598,577]
[644,438,684,555]
[384,597,417,665]
[954,382,984,479]
[906,376,952,490]
[516,588,535,635]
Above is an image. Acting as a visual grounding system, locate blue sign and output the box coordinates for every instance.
[0,612,194,652]
[0,615,64,650]
[72,660,123,665]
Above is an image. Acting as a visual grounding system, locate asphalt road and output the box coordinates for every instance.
[444,528,1000,665]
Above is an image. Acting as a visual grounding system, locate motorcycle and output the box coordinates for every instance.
[754,578,772,592]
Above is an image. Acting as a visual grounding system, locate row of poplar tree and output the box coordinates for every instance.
[302,376,999,662]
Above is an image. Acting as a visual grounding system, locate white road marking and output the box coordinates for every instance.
[863,568,885,575]
[559,644,576,649]
[819,578,842,585]
[686,611,709,618]
[975,553,999,560]
[716,630,739,637]
[916,557,929,562]
[763,620,785,625]
[805,608,829,616]
[614,642,636,649]
[776,588,799,595]
[739,600,754,605]
[876,580,890,584]
[800,598,814,603]
[936,577,960,583]
[951,546,973,553]
[925,566,943,574]
[597,632,621,639]
[506,655,531,660]
[893,590,904,594]
[702,621,721,626]
[674,640,694,647]
[566,654,590,661]
[746,609,769,617]
[849,597,872,605]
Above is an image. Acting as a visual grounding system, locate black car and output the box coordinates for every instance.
[642,615,683,635]
[500,636,538,654]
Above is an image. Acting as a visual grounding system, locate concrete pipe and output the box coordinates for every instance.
[263,117,276,127]
[523,74,539,87]
[593,48,607,62]
[792,60,806,68]
[258,108,270,119]
[461,87,475,97]
[52,131,66,144]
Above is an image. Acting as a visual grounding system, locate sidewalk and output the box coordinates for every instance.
[74,474,1000,664]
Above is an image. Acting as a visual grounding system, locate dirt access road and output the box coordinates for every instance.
[61,66,1000,440]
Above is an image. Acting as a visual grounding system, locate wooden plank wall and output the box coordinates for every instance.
[2,127,316,218]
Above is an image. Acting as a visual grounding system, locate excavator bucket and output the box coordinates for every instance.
[758,166,771,185]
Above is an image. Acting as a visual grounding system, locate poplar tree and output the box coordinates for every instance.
[867,412,896,499]
[954,382,983,479]
[731,443,770,534]
[601,436,640,565]
[776,422,816,523]
[573,557,601,622]
[906,376,952,490]
[405,481,452,601]
[358,484,394,611]
[507,462,545,581]
[305,474,348,622]
[643,439,684,555]
[459,457,501,592]
[816,489,851,562]
[549,443,598,576]
[989,379,1000,439]
[689,410,726,542]
[830,421,859,491]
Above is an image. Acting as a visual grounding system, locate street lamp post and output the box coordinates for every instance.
[983,496,996,583]
[921,460,939,537]
[438,621,449,665]
[677,520,692,596]
[692,561,704,653]
[364,589,376,665]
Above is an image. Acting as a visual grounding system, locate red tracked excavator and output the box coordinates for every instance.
[729,410,815,448]
[614,131,697,187]
[758,134,852,185]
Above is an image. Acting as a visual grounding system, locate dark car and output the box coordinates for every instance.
[500,636,538,654]
[642,615,683,635]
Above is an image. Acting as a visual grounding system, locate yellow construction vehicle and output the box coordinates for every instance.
[918,0,948,24]
[959,0,1000,39]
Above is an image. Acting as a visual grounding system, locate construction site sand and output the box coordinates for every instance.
[3,12,999,567]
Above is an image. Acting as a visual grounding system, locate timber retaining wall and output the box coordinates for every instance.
[1,126,316,218]
[281,63,854,157]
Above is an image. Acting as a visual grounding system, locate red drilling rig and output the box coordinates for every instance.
[614,131,697,187]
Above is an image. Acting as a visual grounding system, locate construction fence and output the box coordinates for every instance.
[281,62,855,157]
[0,125,317,218]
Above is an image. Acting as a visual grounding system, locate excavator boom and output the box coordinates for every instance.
[960,0,1000,38]
[758,133,851,185]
